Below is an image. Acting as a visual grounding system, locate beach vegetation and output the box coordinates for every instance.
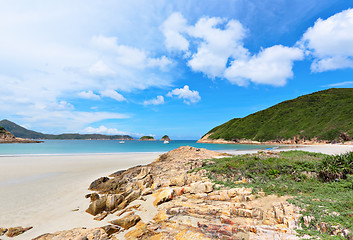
[198,151,353,239]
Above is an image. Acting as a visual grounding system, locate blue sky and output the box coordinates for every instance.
[1,0,353,139]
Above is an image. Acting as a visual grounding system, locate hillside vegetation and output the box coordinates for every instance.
[204,88,353,142]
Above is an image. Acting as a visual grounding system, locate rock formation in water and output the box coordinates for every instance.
[160,135,171,141]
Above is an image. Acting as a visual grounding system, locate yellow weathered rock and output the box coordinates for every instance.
[153,210,168,222]
[153,188,175,206]
[110,213,141,230]
[175,230,211,240]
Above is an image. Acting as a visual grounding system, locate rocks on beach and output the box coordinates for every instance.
[33,146,346,239]
[0,226,33,238]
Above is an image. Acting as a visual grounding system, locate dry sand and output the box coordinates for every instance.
[222,144,353,155]
[1,144,353,239]
[0,153,160,240]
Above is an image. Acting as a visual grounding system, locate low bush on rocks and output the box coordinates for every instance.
[199,150,353,239]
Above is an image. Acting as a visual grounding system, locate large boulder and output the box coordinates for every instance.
[190,181,213,194]
[110,213,141,230]
[106,194,124,211]
[89,177,110,191]
[153,188,175,206]
[6,226,32,237]
[86,195,107,216]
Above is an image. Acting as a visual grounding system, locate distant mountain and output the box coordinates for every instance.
[199,88,353,144]
[0,119,134,140]
[0,119,46,139]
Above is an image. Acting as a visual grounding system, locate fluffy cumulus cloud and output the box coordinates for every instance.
[143,95,165,105]
[225,45,304,86]
[187,17,249,78]
[167,85,201,104]
[300,8,353,72]
[161,12,189,51]
[162,12,302,86]
[100,89,127,102]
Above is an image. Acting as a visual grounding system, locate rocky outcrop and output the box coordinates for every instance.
[78,146,302,239]
[33,227,114,240]
[2,226,33,237]
[33,146,311,239]
[160,135,171,141]
[0,129,41,143]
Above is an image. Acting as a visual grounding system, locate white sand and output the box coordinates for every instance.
[0,153,160,240]
[1,144,353,239]
[222,144,353,155]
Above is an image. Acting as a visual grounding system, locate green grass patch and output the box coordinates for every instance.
[199,150,353,239]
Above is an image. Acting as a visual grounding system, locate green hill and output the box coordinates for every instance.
[160,135,171,141]
[139,136,156,141]
[201,88,353,143]
[0,119,46,139]
[0,119,134,140]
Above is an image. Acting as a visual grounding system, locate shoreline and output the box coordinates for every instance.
[1,144,353,239]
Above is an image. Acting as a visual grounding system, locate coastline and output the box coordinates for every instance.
[1,144,353,239]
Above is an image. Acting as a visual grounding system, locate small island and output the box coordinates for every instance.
[160,135,171,141]
[139,136,156,141]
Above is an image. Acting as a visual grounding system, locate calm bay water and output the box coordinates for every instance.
[0,140,274,156]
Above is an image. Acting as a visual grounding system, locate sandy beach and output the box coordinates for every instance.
[0,153,160,240]
[1,144,353,239]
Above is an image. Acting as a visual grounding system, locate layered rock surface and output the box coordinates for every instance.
[33,146,303,239]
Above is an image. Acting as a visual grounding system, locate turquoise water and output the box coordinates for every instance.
[0,140,275,156]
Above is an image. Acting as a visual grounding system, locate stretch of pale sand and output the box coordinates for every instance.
[0,153,160,240]
[222,144,353,155]
[1,144,353,240]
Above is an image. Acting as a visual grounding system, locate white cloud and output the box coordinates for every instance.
[84,126,129,135]
[162,13,248,78]
[187,17,248,78]
[88,60,115,76]
[167,85,201,104]
[324,81,353,87]
[161,12,189,51]
[78,90,101,100]
[91,35,172,70]
[0,3,175,132]
[100,89,127,102]
[162,13,302,86]
[83,125,144,137]
[143,95,165,105]
[301,8,353,72]
[225,45,304,86]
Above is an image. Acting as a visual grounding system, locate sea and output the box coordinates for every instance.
[0,140,275,156]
